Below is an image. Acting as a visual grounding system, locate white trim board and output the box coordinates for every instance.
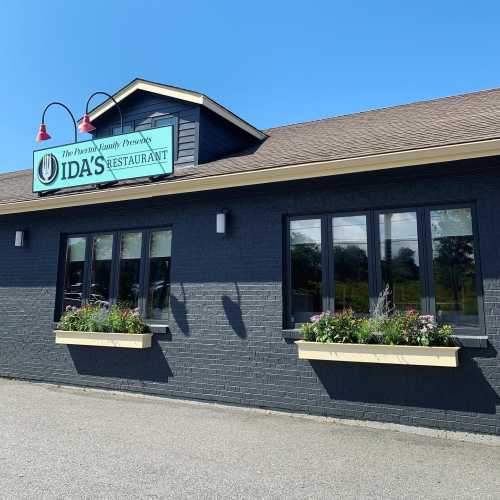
[1,137,500,215]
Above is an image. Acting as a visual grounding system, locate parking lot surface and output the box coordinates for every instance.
[0,378,499,499]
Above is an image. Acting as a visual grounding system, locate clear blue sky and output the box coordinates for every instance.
[1,0,499,173]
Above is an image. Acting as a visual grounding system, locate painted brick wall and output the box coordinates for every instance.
[0,159,499,435]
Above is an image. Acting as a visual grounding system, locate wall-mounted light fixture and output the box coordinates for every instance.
[36,101,78,143]
[216,209,229,234]
[36,90,123,144]
[80,91,124,134]
[14,230,26,248]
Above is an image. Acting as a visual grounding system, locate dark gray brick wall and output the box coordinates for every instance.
[0,159,499,435]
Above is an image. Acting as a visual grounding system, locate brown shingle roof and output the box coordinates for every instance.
[2,87,500,203]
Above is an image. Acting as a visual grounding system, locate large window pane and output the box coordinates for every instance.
[89,234,113,306]
[146,230,172,320]
[63,237,86,310]
[333,215,369,313]
[431,208,479,327]
[290,219,322,324]
[117,232,142,309]
[380,212,421,311]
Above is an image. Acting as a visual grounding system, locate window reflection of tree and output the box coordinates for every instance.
[118,260,141,309]
[89,260,112,306]
[63,264,84,308]
[432,209,477,325]
[333,245,369,312]
[118,232,142,310]
[89,235,112,307]
[380,213,420,311]
[147,257,171,319]
[290,230,322,321]
[63,237,86,309]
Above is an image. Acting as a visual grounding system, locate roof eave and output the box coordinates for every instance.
[1,138,499,215]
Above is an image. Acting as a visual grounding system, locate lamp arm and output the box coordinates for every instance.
[85,91,124,134]
[41,102,78,143]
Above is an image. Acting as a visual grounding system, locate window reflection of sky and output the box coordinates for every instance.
[333,216,367,245]
[68,237,86,262]
[380,212,419,266]
[431,208,472,238]
[290,219,321,245]
[93,235,113,261]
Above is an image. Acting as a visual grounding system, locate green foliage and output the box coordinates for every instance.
[379,314,406,345]
[58,304,148,334]
[357,318,378,344]
[301,308,453,347]
[107,306,147,334]
[301,322,316,342]
[300,310,361,344]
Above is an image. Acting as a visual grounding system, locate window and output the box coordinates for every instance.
[89,234,113,305]
[430,208,479,327]
[111,118,173,135]
[110,115,178,158]
[60,228,172,322]
[289,219,322,324]
[154,116,177,128]
[63,237,86,310]
[112,123,133,135]
[117,232,142,309]
[134,120,151,132]
[286,205,483,332]
[333,215,369,313]
[146,230,172,320]
[379,211,421,311]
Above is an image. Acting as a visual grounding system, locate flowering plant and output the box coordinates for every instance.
[58,304,148,334]
[303,310,361,343]
[378,310,453,346]
[301,308,453,347]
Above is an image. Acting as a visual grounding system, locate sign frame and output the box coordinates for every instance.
[32,125,174,194]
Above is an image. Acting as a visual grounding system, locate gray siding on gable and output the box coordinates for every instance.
[92,90,200,168]
[91,90,261,170]
[198,108,260,164]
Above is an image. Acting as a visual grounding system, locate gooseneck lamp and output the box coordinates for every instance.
[81,91,123,134]
[36,101,78,143]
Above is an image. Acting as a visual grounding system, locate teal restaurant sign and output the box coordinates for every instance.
[33,125,174,193]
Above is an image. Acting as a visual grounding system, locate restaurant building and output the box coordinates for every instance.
[0,79,499,435]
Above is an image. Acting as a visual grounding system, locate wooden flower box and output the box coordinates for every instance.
[295,340,459,367]
[54,330,152,349]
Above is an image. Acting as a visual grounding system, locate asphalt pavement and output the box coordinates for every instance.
[0,378,499,499]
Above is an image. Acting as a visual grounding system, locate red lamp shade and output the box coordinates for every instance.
[79,113,96,133]
[35,123,51,142]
